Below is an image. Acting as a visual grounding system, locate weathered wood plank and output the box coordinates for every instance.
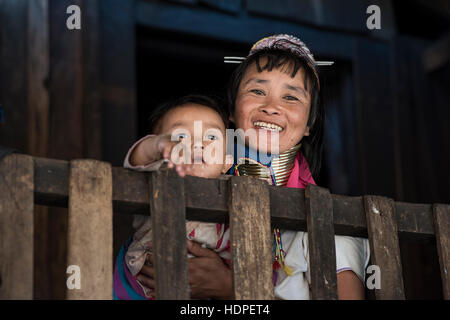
[432,204,450,299]
[0,154,34,299]
[364,196,405,299]
[305,184,338,300]
[200,0,241,14]
[49,0,84,160]
[26,0,50,153]
[66,160,113,299]
[100,0,137,166]
[27,0,50,157]
[247,0,367,34]
[228,176,274,300]
[150,169,189,299]
[0,0,28,151]
[33,157,439,240]
[136,0,355,60]
[82,0,102,160]
[39,0,86,299]
[26,0,51,300]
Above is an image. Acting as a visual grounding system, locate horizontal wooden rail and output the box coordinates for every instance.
[34,156,436,241]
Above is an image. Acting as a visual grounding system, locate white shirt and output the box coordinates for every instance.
[274,230,370,299]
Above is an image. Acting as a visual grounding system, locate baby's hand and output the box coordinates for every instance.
[130,134,193,177]
[156,134,193,178]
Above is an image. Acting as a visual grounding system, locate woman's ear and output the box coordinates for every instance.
[304,126,310,136]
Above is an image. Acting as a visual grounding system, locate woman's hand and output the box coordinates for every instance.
[186,240,233,299]
[136,258,156,298]
[136,240,233,299]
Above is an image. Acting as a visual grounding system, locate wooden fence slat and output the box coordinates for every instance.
[432,204,450,299]
[0,154,34,299]
[305,184,338,300]
[150,169,189,299]
[228,176,274,300]
[364,196,405,299]
[66,160,113,299]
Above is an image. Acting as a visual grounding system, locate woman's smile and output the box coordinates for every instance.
[253,120,284,132]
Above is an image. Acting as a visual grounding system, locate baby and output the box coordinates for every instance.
[123,95,233,298]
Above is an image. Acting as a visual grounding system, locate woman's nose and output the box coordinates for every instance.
[260,104,281,115]
[259,96,281,115]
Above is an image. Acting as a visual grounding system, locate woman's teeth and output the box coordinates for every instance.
[253,121,283,132]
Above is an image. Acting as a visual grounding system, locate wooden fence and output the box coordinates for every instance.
[0,154,448,300]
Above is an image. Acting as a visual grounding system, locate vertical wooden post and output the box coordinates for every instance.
[305,184,338,300]
[364,196,405,299]
[150,169,189,299]
[67,160,113,299]
[432,204,450,299]
[0,154,34,299]
[26,0,52,300]
[228,176,274,300]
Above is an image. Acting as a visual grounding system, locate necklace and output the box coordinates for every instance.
[233,144,302,281]
[234,143,301,186]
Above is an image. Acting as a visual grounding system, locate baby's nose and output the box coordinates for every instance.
[192,143,204,163]
[193,142,204,150]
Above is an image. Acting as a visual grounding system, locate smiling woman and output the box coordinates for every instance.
[232,60,312,155]
[227,45,323,178]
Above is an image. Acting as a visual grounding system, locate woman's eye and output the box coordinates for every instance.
[176,133,187,140]
[284,95,299,101]
[250,89,265,95]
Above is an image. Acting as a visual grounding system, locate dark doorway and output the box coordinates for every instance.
[136,27,248,137]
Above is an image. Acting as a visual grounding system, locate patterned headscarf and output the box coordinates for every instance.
[247,34,320,89]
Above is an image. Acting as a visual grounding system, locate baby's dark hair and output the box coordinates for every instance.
[148,94,229,134]
[227,49,324,179]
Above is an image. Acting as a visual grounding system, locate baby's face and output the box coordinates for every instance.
[157,103,232,178]
[232,58,312,154]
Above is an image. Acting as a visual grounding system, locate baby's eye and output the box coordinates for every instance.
[250,89,265,95]
[206,134,218,141]
[175,133,187,141]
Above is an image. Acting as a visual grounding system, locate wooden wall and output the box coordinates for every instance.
[0,0,136,298]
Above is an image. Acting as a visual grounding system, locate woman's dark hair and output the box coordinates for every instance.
[227,49,324,180]
[148,94,229,134]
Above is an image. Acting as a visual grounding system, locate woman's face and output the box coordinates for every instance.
[231,59,312,154]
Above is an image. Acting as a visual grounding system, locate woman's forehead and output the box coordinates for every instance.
[241,61,307,85]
